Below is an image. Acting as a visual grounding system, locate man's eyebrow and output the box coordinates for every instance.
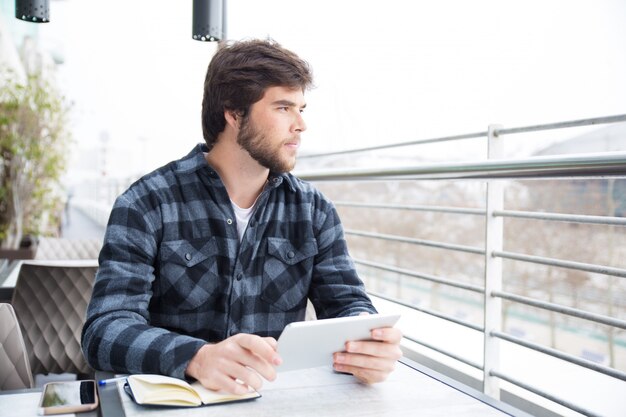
[272,99,307,108]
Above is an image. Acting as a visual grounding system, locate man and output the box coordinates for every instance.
[81,39,402,395]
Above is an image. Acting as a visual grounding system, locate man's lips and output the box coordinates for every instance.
[285,139,300,148]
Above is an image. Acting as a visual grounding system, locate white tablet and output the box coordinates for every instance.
[276,313,401,372]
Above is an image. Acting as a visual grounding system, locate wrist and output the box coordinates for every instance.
[185,343,212,379]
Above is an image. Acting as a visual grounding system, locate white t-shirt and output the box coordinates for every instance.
[231,200,255,241]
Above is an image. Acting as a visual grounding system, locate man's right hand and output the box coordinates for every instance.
[185,334,282,394]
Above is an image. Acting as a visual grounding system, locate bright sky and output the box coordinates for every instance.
[25,0,626,176]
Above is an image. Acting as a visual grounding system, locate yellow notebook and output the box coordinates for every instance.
[125,374,261,407]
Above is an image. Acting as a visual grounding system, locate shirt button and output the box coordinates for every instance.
[287,250,295,259]
[236,273,243,281]
[272,177,279,183]
[226,218,233,225]
[185,253,192,261]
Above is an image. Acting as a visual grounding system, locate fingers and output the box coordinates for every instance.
[223,365,264,394]
[186,334,281,394]
[347,330,403,358]
[262,336,279,350]
[332,346,401,384]
[335,351,396,372]
[224,334,280,383]
[207,370,259,395]
[233,335,281,383]
[333,362,393,384]
[371,327,403,344]
[332,326,403,384]
[238,334,282,366]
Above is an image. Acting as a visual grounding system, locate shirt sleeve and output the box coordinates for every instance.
[81,193,206,378]
[308,198,377,319]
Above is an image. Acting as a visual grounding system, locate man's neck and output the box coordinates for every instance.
[205,139,270,209]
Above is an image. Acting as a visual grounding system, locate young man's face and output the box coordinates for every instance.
[237,86,307,173]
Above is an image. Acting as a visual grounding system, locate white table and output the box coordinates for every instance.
[96,358,529,417]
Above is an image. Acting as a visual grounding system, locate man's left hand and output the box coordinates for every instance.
[332,325,403,384]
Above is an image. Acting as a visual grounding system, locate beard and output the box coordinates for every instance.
[237,117,297,173]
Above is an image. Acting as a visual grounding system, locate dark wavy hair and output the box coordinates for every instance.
[201,39,313,151]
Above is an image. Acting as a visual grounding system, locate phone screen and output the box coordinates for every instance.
[40,380,97,408]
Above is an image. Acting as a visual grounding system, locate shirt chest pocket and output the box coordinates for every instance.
[158,237,220,311]
[261,237,318,312]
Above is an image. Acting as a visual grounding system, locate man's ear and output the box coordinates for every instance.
[224,110,240,130]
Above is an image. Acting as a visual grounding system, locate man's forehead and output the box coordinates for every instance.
[261,85,306,105]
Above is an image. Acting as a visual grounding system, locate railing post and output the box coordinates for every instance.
[483,124,504,398]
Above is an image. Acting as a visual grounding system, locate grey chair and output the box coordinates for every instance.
[0,303,34,390]
[11,262,98,377]
[34,237,102,260]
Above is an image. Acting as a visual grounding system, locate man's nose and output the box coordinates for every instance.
[294,112,307,133]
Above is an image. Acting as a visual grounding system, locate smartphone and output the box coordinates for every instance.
[38,380,99,415]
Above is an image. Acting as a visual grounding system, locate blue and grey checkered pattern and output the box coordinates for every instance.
[81,144,375,379]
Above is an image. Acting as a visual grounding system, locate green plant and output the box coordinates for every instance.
[0,69,71,249]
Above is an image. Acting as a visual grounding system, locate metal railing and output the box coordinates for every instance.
[297,114,626,417]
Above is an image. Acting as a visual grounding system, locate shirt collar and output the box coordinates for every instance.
[175,143,211,174]
[179,144,297,192]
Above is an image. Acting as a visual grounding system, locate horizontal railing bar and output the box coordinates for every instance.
[489,370,602,417]
[491,331,626,381]
[402,334,483,370]
[494,209,626,226]
[368,290,484,332]
[297,151,626,181]
[336,201,486,216]
[496,114,626,136]
[300,115,626,159]
[493,250,626,278]
[356,259,484,293]
[299,131,487,159]
[346,229,485,255]
[492,290,626,330]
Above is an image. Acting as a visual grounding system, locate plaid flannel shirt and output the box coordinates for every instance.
[81,144,375,378]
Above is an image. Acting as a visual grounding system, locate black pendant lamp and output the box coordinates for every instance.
[192,0,227,42]
[15,0,50,23]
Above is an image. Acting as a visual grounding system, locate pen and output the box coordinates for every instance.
[98,376,128,386]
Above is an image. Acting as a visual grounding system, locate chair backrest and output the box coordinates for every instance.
[0,303,34,390]
[11,262,98,376]
[34,237,102,260]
